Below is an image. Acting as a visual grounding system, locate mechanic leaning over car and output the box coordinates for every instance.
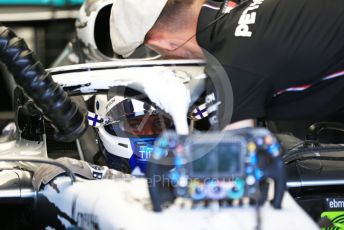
[110,0,344,130]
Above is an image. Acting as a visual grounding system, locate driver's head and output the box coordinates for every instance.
[122,114,173,136]
[110,0,205,59]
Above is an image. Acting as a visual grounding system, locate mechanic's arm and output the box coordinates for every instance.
[224,119,256,130]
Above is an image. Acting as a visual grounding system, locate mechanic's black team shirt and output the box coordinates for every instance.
[197,0,344,122]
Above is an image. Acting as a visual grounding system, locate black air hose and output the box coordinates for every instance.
[0,26,87,142]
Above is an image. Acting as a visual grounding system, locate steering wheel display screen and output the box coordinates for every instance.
[189,142,243,178]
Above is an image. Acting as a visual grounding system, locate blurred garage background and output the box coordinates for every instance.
[0,0,84,127]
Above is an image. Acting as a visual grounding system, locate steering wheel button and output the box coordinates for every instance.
[176,144,184,153]
[174,156,184,166]
[248,142,256,152]
[268,144,280,157]
[256,138,264,146]
[250,155,258,165]
[178,176,188,187]
[246,175,256,186]
[264,135,273,145]
[245,166,253,174]
[255,169,264,180]
[170,171,179,183]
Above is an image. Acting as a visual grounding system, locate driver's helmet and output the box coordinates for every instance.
[94,92,174,174]
[75,0,159,62]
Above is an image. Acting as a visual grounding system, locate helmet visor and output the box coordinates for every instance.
[105,98,173,137]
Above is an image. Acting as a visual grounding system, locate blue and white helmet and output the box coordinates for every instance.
[94,93,173,174]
